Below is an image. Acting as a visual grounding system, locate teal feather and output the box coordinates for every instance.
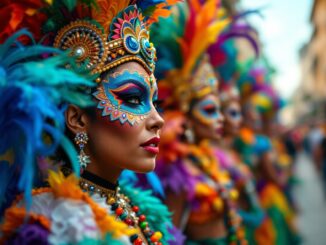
[0,30,35,57]
[64,0,77,11]
[0,30,95,211]
[120,180,174,244]
[150,3,186,79]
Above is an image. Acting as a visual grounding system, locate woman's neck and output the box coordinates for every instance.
[86,157,122,184]
[221,136,234,149]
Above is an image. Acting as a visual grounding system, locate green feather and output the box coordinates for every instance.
[64,0,77,11]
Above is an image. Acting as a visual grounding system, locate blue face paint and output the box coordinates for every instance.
[93,69,158,125]
[192,97,221,125]
[225,107,242,121]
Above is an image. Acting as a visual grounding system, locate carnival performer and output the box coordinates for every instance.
[150,1,247,244]
[204,17,265,243]
[0,0,179,244]
[235,65,301,245]
[211,82,264,245]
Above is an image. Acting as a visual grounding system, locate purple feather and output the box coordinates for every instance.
[155,158,196,200]
[167,225,186,245]
[5,223,49,245]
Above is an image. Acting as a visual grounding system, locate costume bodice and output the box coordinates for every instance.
[185,141,236,225]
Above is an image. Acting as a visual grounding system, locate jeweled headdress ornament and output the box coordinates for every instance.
[53,4,156,75]
[219,83,240,103]
[1,0,177,76]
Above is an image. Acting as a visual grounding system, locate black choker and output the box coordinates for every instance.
[61,167,118,198]
[81,170,118,191]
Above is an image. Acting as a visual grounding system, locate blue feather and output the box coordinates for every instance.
[119,170,165,198]
[0,30,95,210]
[120,170,138,183]
[137,0,166,10]
[145,172,165,198]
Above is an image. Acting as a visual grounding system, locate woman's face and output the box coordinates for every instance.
[222,100,242,137]
[87,62,164,173]
[190,94,224,142]
[243,102,262,131]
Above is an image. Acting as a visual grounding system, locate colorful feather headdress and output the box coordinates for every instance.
[208,9,261,105]
[0,0,178,76]
[235,60,284,118]
[152,0,230,112]
[0,30,95,212]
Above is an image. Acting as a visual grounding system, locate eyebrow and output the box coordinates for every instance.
[116,81,146,92]
[114,78,149,94]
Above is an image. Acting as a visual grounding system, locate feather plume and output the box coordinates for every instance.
[0,30,94,211]
[91,0,130,31]
[178,0,230,77]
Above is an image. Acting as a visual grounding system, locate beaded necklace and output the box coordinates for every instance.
[63,168,164,245]
[187,142,246,244]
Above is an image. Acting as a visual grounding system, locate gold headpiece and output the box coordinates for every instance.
[161,55,219,112]
[219,84,240,104]
[4,0,178,78]
[53,5,156,76]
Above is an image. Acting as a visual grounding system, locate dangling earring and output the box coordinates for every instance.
[185,127,195,144]
[74,132,90,173]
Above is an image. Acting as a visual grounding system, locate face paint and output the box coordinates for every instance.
[192,97,221,125]
[225,107,242,122]
[93,69,158,125]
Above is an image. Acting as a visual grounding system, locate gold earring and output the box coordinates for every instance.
[185,127,195,143]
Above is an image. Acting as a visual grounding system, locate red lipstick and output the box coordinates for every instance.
[140,137,160,154]
[216,126,223,135]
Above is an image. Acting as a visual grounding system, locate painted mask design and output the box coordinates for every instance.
[192,97,222,125]
[93,69,158,125]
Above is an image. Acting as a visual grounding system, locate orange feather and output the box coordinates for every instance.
[91,0,130,30]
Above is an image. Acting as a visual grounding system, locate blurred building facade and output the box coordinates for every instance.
[291,0,326,124]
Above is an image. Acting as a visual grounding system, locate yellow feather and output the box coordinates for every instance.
[182,17,230,77]
[180,0,229,77]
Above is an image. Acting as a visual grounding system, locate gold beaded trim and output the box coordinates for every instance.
[79,177,117,200]
[93,55,153,77]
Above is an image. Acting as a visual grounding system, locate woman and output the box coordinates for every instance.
[0,0,177,244]
[235,67,300,245]
[212,83,264,245]
[151,1,245,243]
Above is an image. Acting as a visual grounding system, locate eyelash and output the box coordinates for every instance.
[153,100,163,111]
[120,94,142,106]
[203,107,217,114]
[117,93,161,109]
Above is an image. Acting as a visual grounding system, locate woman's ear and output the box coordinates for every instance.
[65,104,90,134]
